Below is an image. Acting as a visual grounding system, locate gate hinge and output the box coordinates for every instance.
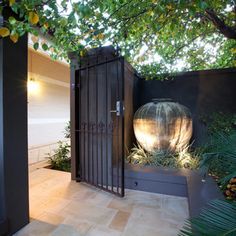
[71,83,80,90]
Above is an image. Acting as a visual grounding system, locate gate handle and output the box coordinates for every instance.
[110,101,123,116]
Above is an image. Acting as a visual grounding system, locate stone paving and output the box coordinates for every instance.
[14,168,189,236]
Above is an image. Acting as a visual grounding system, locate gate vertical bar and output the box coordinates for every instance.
[96,57,99,187]
[69,53,77,181]
[116,59,120,193]
[105,58,109,190]
[86,64,90,183]
[121,57,125,197]
[78,68,82,181]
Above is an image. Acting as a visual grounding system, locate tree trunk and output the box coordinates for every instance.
[205,9,236,40]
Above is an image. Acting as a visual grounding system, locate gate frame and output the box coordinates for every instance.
[69,50,125,197]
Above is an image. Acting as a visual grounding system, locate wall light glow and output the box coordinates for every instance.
[28,78,40,94]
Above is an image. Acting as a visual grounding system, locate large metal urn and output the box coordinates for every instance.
[133,99,193,153]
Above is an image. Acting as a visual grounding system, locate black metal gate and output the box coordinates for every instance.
[74,55,125,197]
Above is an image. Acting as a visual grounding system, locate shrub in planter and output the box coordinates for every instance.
[200,132,236,201]
[48,141,71,172]
[127,143,201,170]
[179,199,236,236]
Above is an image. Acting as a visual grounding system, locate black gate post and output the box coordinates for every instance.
[69,52,79,180]
[0,12,29,235]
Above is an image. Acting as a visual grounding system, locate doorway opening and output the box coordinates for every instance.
[27,35,70,168]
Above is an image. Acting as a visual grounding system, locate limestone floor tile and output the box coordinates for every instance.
[107,197,134,213]
[86,225,122,236]
[50,182,87,200]
[162,196,189,218]
[30,196,70,218]
[62,216,94,235]
[80,190,115,207]
[162,210,188,228]
[36,212,65,225]
[21,167,190,236]
[109,210,130,232]
[29,169,56,188]
[128,207,177,230]
[122,224,162,236]
[60,200,117,226]
[70,188,98,201]
[125,189,164,209]
[14,220,56,236]
[49,224,81,236]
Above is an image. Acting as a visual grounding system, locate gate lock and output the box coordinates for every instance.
[110,101,125,116]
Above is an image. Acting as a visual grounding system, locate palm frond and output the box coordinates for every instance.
[200,132,236,179]
[179,200,236,236]
[219,171,236,189]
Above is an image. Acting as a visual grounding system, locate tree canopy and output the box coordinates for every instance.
[0,0,235,78]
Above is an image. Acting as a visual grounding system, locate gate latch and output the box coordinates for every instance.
[110,101,124,116]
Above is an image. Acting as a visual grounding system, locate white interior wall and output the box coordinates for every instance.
[28,49,70,164]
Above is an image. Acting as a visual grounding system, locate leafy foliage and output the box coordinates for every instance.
[0,0,235,77]
[48,141,71,172]
[127,143,201,170]
[179,199,236,236]
[127,143,152,165]
[200,132,236,180]
[64,121,71,139]
[201,112,236,135]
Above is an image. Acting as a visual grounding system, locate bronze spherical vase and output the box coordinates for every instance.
[133,99,193,153]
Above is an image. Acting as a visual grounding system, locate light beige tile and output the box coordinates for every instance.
[50,224,81,236]
[21,168,189,236]
[60,200,117,226]
[109,210,130,232]
[81,190,114,207]
[62,216,93,235]
[107,198,134,213]
[122,224,160,236]
[86,225,122,236]
[162,196,189,218]
[14,220,56,236]
[36,212,65,225]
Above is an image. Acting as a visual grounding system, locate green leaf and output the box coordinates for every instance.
[8,16,16,25]
[199,1,208,10]
[42,43,48,51]
[33,42,39,50]
[179,200,236,236]
[10,3,18,14]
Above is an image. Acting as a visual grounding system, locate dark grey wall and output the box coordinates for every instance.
[0,15,29,236]
[138,68,236,145]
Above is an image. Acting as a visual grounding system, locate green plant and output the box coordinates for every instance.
[127,143,152,165]
[127,143,201,170]
[179,199,236,236]
[48,141,71,172]
[64,121,71,139]
[200,132,236,179]
[201,112,236,135]
[1,1,236,77]
[220,175,236,200]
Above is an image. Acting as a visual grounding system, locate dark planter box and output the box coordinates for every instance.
[124,164,223,217]
[0,219,8,236]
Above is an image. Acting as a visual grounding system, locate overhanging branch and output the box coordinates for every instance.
[205,9,236,39]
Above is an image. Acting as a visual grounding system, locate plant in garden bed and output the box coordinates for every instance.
[127,143,201,170]
[200,112,236,135]
[48,122,71,172]
[179,199,236,236]
[200,131,236,200]
[64,121,71,139]
[48,141,71,172]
